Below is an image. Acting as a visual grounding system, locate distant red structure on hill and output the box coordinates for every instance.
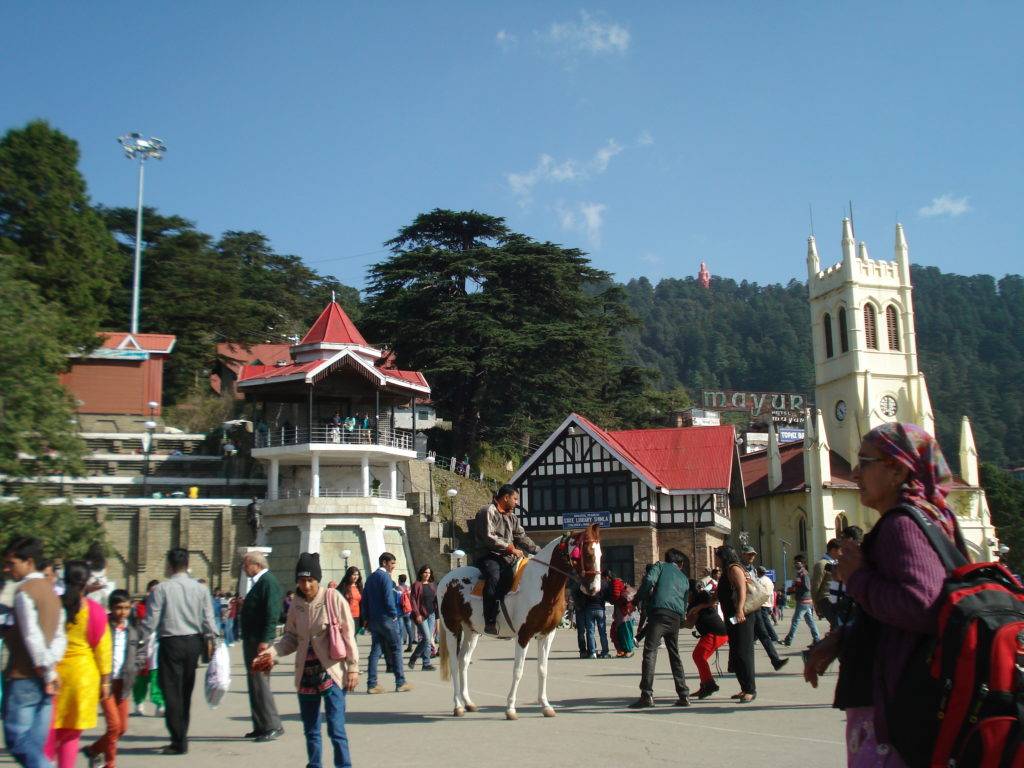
[698,261,711,289]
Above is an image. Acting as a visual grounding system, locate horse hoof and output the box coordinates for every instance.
[465,703,479,712]
[542,707,556,718]
[505,710,518,721]
[454,707,465,717]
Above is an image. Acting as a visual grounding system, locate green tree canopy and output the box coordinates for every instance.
[0,257,84,478]
[980,464,1024,573]
[0,121,119,351]
[363,209,661,455]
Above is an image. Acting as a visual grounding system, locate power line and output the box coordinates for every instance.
[306,247,390,267]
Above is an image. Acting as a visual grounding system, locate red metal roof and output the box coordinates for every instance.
[237,361,319,383]
[98,332,176,354]
[299,302,369,347]
[573,414,736,491]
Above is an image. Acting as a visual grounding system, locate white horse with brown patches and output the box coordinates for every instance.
[437,524,602,720]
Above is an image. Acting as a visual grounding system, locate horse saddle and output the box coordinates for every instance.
[470,556,530,599]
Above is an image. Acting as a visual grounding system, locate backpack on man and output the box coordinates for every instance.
[889,505,1024,768]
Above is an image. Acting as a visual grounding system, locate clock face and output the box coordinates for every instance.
[835,400,847,421]
[880,395,898,418]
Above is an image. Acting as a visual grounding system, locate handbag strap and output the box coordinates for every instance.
[324,587,338,625]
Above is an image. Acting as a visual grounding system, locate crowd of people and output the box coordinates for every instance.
[0,422,1010,767]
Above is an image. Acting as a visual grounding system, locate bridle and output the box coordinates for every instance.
[530,530,600,586]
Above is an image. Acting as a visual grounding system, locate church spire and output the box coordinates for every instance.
[806,235,820,278]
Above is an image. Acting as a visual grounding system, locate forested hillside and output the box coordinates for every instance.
[621,268,1024,469]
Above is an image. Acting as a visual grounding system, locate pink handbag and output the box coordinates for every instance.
[324,588,348,661]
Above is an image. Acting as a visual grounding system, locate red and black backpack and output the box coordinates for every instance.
[893,506,1024,768]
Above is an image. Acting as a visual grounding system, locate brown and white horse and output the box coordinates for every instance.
[437,524,602,720]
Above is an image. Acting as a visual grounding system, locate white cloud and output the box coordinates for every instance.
[495,29,517,50]
[557,201,607,247]
[919,193,971,218]
[637,129,654,147]
[506,140,623,203]
[541,11,630,57]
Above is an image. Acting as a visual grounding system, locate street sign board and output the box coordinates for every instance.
[562,511,611,529]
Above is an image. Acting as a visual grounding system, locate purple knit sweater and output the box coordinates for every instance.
[844,509,947,738]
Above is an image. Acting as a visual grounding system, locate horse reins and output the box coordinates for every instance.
[529,532,600,585]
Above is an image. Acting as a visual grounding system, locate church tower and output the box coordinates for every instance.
[806,219,934,464]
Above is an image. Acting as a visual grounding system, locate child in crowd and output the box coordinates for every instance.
[85,590,139,768]
[131,580,164,716]
[686,586,729,699]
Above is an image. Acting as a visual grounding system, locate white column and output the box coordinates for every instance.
[268,459,279,501]
[311,453,320,498]
[388,461,397,499]
[361,455,370,497]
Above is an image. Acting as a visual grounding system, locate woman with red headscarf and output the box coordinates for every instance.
[806,423,967,767]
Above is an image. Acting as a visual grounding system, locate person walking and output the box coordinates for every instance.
[716,545,757,703]
[812,540,842,629]
[141,548,220,755]
[85,590,138,768]
[1,536,66,768]
[239,552,284,742]
[609,575,637,658]
[131,580,164,717]
[408,565,437,671]
[397,575,415,652]
[783,555,821,647]
[256,553,359,768]
[361,552,411,694]
[629,548,691,709]
[46,561,111,768]
[340,567,363,635]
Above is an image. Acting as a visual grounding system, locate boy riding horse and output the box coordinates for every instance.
[473,485,539,635]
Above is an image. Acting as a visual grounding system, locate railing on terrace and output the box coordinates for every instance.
[255,427,413,452]
[273,488,405,500]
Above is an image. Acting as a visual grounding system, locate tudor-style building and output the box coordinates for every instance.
[511,413,744,584]
[237,299,431,584]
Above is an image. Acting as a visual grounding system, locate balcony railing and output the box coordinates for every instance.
[255,426,414,451]
[273,488,405,500]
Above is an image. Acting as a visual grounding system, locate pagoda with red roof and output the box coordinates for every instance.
[239,299,431,582]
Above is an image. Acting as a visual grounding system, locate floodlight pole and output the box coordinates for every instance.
[130,160,145,335]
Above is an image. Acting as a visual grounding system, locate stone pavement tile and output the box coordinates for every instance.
[1,622,843,768]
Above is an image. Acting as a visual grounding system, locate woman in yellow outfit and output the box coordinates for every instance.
[45,561,112,768]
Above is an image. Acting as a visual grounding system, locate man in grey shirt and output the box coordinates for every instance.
[142,548,220,755]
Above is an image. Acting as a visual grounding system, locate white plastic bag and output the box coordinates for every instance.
[205,642,231,708]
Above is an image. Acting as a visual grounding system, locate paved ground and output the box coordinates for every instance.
[3,620,845,767]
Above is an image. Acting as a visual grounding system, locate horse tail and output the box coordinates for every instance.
[439,626,451,681]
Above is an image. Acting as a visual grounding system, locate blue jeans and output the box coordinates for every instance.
[367,618,405,688]
[784,602,821,644]
[298,685,351,768]
[412,615,436,666]
[400,614,415,647]
[584,604,609,655]
[2,677,53,768]
[224,619,236,645]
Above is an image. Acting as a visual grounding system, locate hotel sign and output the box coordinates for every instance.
[701,389,809,424]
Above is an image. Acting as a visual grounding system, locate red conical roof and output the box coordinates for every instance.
[299,302,369,347]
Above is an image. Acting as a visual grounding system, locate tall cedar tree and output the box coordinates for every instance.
[980,464,1024,574]
[0,121,119,351]
[363,210,645,455]
[0,257,85,478]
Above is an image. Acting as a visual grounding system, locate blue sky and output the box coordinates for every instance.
[3,3,1020,289]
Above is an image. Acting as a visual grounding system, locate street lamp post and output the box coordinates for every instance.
[143,419,157,497]
[426,455,436,518]
[446,488,459,554]
[118,133,166,335]
[780,538,791,612]
[453,549,466,568]
[341,549,352,571]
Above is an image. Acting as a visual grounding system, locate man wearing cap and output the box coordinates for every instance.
[740,546,788,671]
[473,485,538,636]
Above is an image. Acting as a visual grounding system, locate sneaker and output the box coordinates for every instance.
[155,705,165,716]
[628,695,655,709]
[133,703,146,716]
[772,658,790,671]
[671,696,691,707]
[782,639,792,647]
[587,653,597,659]
[596,652,611,659]
[696,681,719,700]
[421,665,437,671]
[82,747,104,768]
[396,683,414,692]
[367,685,386,694]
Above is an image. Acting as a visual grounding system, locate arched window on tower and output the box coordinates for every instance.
[838,307,849,353]
[864,304,879,350]
[798,517,808,554]
[823,313,834,358]
[886,305,900,350]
